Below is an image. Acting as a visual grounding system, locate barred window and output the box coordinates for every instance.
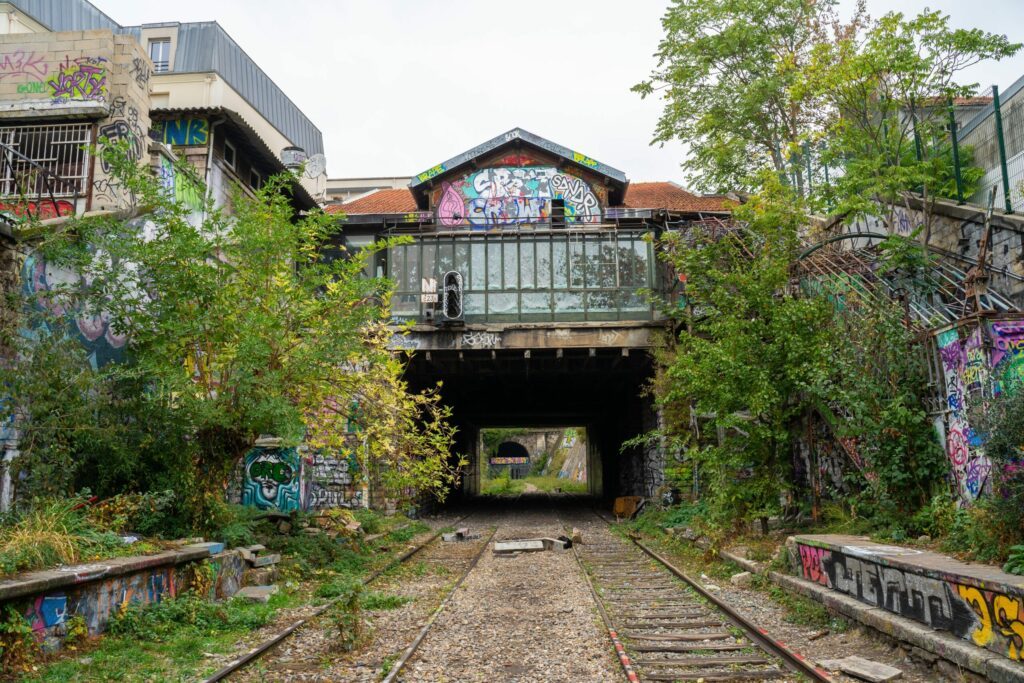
[0,123,92,198]
[149,39,171,73]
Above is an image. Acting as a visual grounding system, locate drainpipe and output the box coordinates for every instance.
[204,116,227,213]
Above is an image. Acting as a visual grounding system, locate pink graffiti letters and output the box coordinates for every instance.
[798,544,830,586]
[48,55,107,103]
[0,49,48,80]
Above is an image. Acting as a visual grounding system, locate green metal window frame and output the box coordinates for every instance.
[387,229,657,323]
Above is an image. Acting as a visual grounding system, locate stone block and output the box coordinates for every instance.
[729,571,753,588]
[251,554,280,568]
[233,585,278,604]
[494,540,545,553]
[184,541,225,555]
[243,567,278,586]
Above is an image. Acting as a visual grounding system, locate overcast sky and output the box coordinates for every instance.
[92,0,1024,185]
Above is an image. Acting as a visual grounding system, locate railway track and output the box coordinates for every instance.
[568,511,831,683]
[203,513,494,682]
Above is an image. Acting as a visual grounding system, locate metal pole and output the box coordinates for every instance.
[948,98,965,204]
[993,85,1014,213]
[803,141,813,193]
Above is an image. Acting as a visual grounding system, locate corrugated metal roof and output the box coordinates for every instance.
[4,0,120,31]
[7,1,324,158]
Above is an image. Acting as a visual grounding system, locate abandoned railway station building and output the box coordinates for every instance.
[328,128,733,499]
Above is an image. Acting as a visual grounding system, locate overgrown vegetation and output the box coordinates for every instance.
[0,142,461,538]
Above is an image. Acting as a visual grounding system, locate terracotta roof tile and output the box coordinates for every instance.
[326,181,733,215]
[326,188,417,215]
[621,182,733,212]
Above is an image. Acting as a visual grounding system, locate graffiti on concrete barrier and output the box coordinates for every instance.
[48,55,107,103]
[388,333,420,351]
[461,331,500,348]
[242,446,302,511]
[129,57,150,88]
[436,167,600,228]
[796,542,1024,660]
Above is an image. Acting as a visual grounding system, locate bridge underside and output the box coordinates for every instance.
[402,333,662,501]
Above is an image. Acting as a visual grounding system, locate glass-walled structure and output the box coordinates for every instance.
[388,228,656,323]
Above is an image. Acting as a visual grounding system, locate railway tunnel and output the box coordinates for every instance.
[329,128,733,502]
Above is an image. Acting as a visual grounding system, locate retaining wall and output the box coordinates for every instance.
[0,542,243,651]
[790,534,1024,666]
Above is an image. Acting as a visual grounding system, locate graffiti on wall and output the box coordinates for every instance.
[436,166,600,228]
[94,105,145,208]
[241,446,302,511]
[0,199,74,220]
[129,57,150,89]
[307,450,359,509]
[989,320,1024,393]
[48,55,107,103]
[796,542,1024,661]
[937,328,992,502]
[21,253,127,369]
[0,50,49,80]
[152,118,209,146]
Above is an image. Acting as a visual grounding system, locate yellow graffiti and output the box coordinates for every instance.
[571,151,598,168]
[993,595,1024,660]
[416,164,445,183]
[958,585,994,647]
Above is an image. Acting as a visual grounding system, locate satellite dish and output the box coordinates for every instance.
[304,154,327,178]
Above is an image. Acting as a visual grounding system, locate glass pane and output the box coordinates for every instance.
[522,292,551,313]
[470,241,486,290]
[594,238,617,288]
[569,238,584,288]
[488,293,516,314]
[503,241,518,289]
[554,291,583,313]
[465,291,485,314]
[421,242,436,290]
[393,293,417,315]
[437,241,454,275]
[622,291,647,311]
[404,243,419,291]
[536,239,551,288]
[552,240,567,288]
[587,290,615,312]
[520,240,535,289]
[388,246,405,287]
[455,242,470,281]
[487,241,502,290]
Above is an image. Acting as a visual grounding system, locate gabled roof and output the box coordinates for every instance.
[410,128,628,189]
[329,182,733,217]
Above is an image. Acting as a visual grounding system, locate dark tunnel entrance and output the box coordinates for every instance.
[403,344,660,502]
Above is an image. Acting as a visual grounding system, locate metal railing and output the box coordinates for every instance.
[788,79,1024,214]
[0,123,91,198]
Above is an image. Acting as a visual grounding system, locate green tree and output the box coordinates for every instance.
[2,145,460,527]
[801,9,1019,239]
[657,179,834,529]
[634,0,853,193]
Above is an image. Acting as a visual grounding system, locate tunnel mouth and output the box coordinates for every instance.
[477,427,588,497]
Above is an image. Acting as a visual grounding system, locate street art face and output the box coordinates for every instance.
[437,166,600,228]
[241,447,302,511]
[21,253,127,370]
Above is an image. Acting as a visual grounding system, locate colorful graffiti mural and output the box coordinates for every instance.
[21,252,127,370]
[0,199,74,220]
[796,541,1024,661]
[436,166,600,228]
[47,55,107,103]
[241,446,302,511]
[152,118,209,146]
[989,320,1024,393]
[937,328,992,502]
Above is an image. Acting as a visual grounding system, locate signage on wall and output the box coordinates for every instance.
[420,277,438,304]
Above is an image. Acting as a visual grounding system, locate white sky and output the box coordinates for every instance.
[92,0,1024,185]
